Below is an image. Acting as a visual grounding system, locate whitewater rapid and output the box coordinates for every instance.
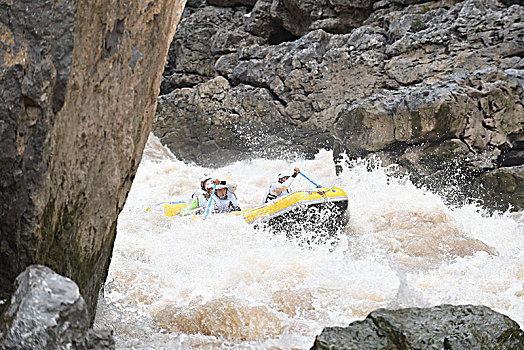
[94,135,524,349]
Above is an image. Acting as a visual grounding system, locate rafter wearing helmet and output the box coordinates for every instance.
[262,167,300,204]
[184,174,237,214]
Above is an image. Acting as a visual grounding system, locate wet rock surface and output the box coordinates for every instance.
[160,0,385,93]
[311,304,524,350]
[0,265,114,350]
[0,0,185,319]
[475,165,524,211]
[333,68,523,200]
[154,0,523,210]
[82,329,116,350]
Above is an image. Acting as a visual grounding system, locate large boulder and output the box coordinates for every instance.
[155,68,335,166]
[0,265,114,350]
[312,304,524,349]
[0,0,185,319]
[333,68,524,200]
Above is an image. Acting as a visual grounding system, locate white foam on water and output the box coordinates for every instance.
[95,135,524,349]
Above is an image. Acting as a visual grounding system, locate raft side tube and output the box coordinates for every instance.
[163,201,187,217]
[239,187,348,224]
[262,199,349,237]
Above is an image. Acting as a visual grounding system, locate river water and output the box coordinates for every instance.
[94,135,524,349]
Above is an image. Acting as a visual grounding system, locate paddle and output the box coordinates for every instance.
[299,172,321,188]
[204,183,216,220]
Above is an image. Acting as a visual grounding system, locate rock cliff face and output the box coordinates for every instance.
[0,0,186,319]
[154,0,523,210]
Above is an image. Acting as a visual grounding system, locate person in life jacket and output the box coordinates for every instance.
[262,167,300,204]
[184,175,237,214]
[205,181,241,214]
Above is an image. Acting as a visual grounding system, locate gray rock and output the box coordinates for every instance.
[0,265,89,349]
[208,0,258,6]
[245,0,284,41]
[500,141,524,167]
[311,304,524,350]
[333,68,523,204]
[474,165,524,211]
[82,329,115,350]
[247,0,377,37]
[155,26,388,164]
[162,4,263,93]
[161,0,387,93]
[334,68,523,162]
[0,265,115,349]
[154,76,326,166]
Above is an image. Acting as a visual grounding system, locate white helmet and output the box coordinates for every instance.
[206,181,226,190]
[276,171,292,182]
[200,174,212,183]
[200,174,212,190]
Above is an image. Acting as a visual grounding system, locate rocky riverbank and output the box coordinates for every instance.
[154,0,523,211]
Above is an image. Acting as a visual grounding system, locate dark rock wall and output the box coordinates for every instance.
[160,0,385,94]
[0,0,75,306]
[162,2,263,92]
[0,0,186,319]
[154,0,523,210]
[476,165,524,211]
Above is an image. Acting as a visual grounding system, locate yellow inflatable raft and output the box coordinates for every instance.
[157,187,349,233]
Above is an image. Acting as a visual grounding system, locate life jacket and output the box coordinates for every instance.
[263,183,292,204]
[210,191,241,213]
[189,189,212,214]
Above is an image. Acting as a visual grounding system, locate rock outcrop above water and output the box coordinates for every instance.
[475,164,524,211]
[334,68,523,200]
[0,0,185,319]
[154,0,523,210]
[0,265,114,350]
[311,304,524,349]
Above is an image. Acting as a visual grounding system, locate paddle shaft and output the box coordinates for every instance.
[299,172,321,188]
[204,184,216,219]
